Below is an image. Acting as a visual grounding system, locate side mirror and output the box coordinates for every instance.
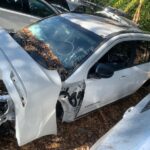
[95,63,114,78]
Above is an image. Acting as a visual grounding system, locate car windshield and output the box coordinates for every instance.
[15,16,102,80]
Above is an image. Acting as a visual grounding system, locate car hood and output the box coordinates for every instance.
[0,28,62,146]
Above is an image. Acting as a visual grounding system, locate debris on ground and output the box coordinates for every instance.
[0,86,149,150]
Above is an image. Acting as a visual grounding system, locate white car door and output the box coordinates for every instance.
[77,39,150,117]
[0,28,62,146]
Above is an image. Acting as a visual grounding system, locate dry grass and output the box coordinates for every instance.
[0,86,149,150]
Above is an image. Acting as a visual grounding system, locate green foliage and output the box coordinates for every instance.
[139,0,150,31]
[90,0,150,32]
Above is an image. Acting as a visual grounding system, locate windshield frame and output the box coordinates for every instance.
[15,15,103,80]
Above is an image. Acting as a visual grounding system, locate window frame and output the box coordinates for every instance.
[88,40,136,77]
[133,40,150,66]
[27,0,57,18]
[87,39,150,79]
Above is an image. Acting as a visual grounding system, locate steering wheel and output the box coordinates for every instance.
[64,48,89,68]
[54,41,74,56]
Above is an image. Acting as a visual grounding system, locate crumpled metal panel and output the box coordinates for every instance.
[0,28,61,146]
[91,94,150,150]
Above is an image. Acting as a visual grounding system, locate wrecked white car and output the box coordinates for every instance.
[91,94,150,150]
[0,13,150,146]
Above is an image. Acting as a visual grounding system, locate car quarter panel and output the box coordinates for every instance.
[0,28,61,146]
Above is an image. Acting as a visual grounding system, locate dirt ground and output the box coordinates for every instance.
[0,86,149,150]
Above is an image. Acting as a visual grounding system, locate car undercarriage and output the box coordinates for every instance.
[0,80,14,126]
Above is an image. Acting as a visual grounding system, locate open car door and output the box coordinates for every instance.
[0,28,62,146]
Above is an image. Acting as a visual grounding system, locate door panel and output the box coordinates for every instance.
[77,64,149,117]
[77,40,150,117]
[0,28,62,146]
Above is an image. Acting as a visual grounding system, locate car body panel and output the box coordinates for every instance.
[61,13,128,37]
[0,28,62,146]
[0,0,59,31]
[91,94,150,150]
[77,64,150,117]
[65,33,150,84]
[96,10,138,28]
[0,7,40,31]
[64,33,150,118]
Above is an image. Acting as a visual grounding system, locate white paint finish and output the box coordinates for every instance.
[63,32,150,119]
[91,94,150,150]
[65,33,150,84]
[61,13,128,37]
[60,81,85,122]
[96,10,138,28]
[0,14,149,145]
[0,7,40,31]
[74,33,150,117]
[0,28,61,146]
[77,64,150,117]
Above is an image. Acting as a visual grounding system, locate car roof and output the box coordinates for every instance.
[61,13,141,37]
